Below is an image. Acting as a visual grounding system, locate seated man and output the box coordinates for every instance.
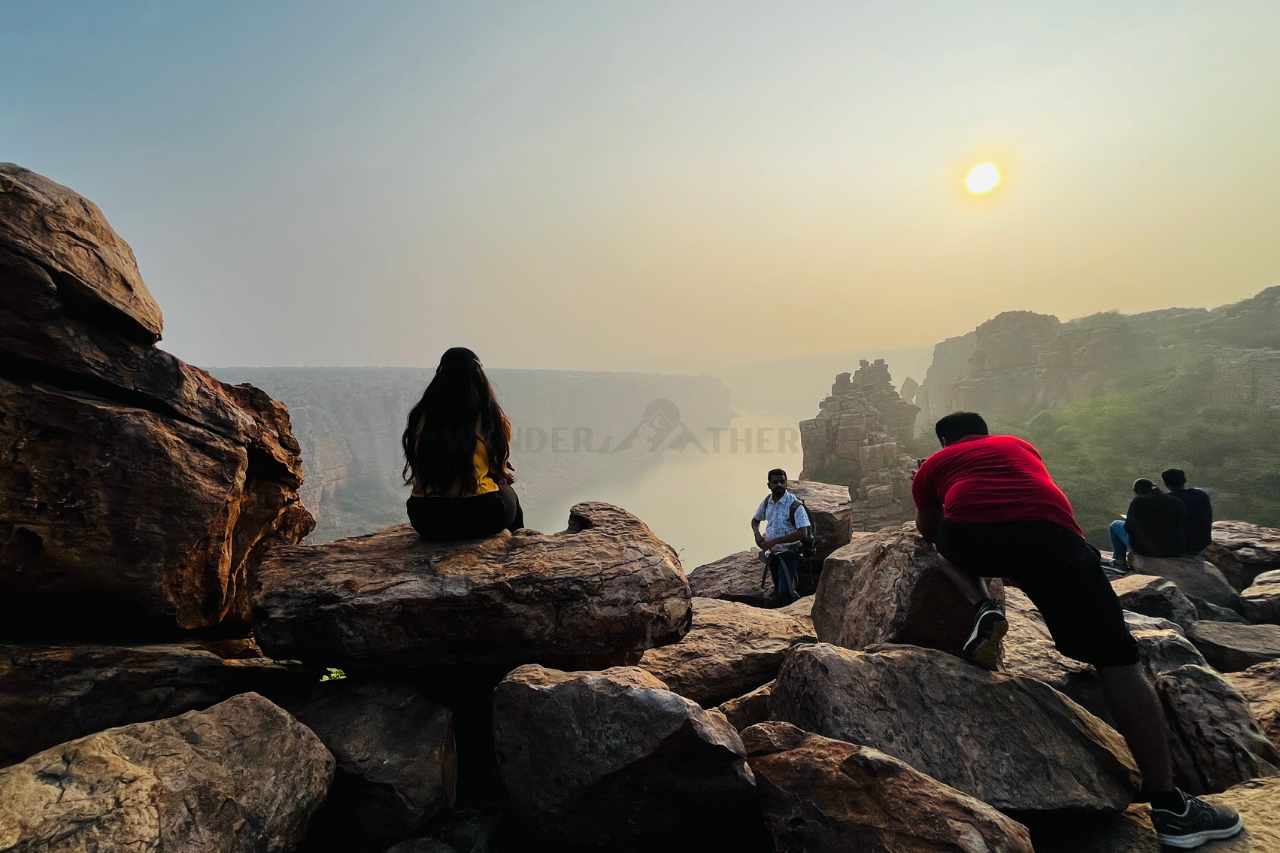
[750,468,811,605]
[912,412,1242,849]
[1125,478,1187,559]
[1163,468,1213,554]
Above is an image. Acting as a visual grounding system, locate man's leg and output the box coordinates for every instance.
[778,552,800,603]
[1097,664,1173,793]
[1109,520,1130,567]
[935,558,994,606]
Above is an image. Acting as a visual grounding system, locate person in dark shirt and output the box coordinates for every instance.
[1125,478,1187,558]
[912,412,1242,848]
[1163,468,1213,554]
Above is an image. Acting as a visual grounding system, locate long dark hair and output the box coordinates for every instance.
[402,347,512,495]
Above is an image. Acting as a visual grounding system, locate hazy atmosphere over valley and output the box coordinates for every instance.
[7,3,1280,851]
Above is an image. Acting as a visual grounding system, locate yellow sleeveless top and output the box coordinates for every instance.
[470,439,499,495]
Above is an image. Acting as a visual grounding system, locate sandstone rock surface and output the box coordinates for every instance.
[1112,573,1198,632]
[1241,570,1280,625]
[0,693,333,852]
[0,165,311,634]
[1189,621,1280,672]
[813,523,1003,661]
[492,665,759,847]
[770,643,1140,815]
[1157,664,1280,794]
[687,549,773,607]
[638,597,813,706]
[717,681,774,731]
[295,681,455,846]
[743,721,1033,852]
[253,503,692,670]
[0,163,161,341]
[1003,590,1276,794]
[1130,554,1243,613]
[0,642,315,767]
[1225,661,1280,750]
[1199,776,1280,851]
[1206,520,1280,591]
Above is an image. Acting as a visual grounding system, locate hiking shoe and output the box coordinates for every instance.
[962,599,1007,670]
[1151,792,1243,848]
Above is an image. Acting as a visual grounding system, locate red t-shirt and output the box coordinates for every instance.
[912,434,1084,537]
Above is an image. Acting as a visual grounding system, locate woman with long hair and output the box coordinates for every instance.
[402,347,524,539]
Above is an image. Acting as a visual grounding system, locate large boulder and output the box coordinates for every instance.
[0,692,333,852]
[1130,553,1243,614]
[638,597,813,707]
[1188,622,1280,672]
[809,531,879,640]
[294,681,456,846]
[1241,570,1280,625]
[812,523,1003,661]
[778,594,815,632]
[252,503,692,670]
[1003,590,1277,795]
[743,721,1033,852]
[0,641,315,767]
[0,164,312,635]
[1225,661,1280,750]
[1206,520,1280,591]
[1112,574,1198,632]
[1157,665,1280,794]
[687,549,773,607]
[770,643,1140,816]
[492,665,761,848]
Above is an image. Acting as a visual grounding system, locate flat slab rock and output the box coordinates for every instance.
[770,642,1140,816]
[1189,621,1280,672]
[687,549,775,607]
[0,641,315,767]
[813,523,1003,661]
[1241,570,1280,625]
[638,597,813,707]
[744,721,1033,852]
[0,692,333,853]
[492,665,760,848]
[1206,520,1280,591]
[1225,660,1280,751]
[252,503,692,670]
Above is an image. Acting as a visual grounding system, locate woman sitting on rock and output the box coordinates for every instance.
[402,347,524,539]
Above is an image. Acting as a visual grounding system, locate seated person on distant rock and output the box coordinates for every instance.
[1108,514,1133,570]
[1125,478,1188,560]
[1163,468,1213,554]
[912,412,1242,848]
[751,469,811,605]
[402,347,524,540]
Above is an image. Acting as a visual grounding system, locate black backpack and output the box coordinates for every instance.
[761,495,816,558]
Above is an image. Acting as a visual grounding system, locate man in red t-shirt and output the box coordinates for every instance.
[913,412,1241,848]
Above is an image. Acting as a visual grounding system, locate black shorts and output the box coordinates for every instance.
[937,519,1139,668]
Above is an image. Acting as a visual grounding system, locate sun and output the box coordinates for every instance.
[965,162,1001,195]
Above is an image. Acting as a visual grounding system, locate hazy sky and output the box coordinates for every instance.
[5,2,1278,373]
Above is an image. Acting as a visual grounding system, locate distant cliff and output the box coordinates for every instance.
[211,367,734,542]
[914,286,1280,432]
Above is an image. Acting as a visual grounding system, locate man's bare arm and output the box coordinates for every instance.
[916,504,942,543]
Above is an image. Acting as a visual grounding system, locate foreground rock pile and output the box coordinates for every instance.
[3,166,1279,851]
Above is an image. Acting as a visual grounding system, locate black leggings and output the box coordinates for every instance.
[406,483,525,540]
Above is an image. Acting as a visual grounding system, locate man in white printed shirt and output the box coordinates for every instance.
[750,468,811,604]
